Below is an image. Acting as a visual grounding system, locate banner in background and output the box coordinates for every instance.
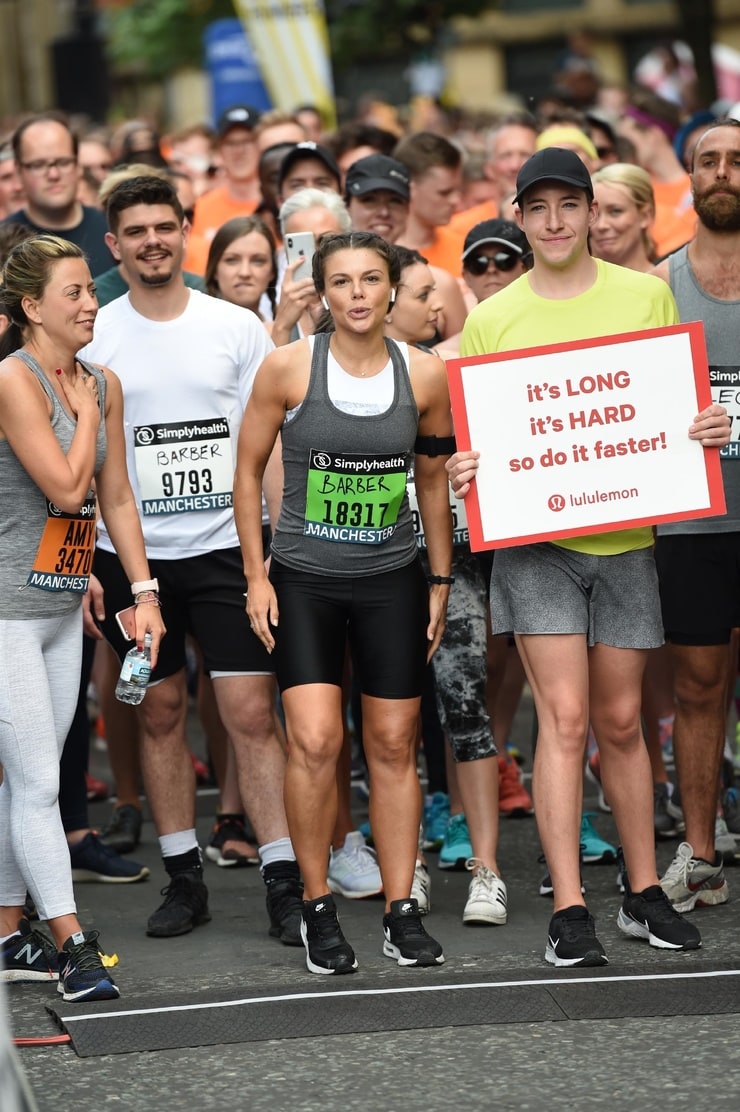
[204,19,272,122]
[232,0,336,126]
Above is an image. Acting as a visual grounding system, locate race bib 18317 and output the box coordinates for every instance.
[304,448,409,544]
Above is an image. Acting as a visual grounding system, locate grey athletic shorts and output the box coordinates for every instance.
[490,542,663,650]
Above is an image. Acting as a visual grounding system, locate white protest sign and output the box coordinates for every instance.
[447,323,725,550]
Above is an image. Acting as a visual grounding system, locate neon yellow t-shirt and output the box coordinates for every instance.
[460,258,680,555]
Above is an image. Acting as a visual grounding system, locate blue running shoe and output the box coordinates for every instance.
[423,792,450,850]
[0,919,60,983]
[57,931,119,1002]
[438,813,472,871]
[70,832,149,883]
[580,813,616,864]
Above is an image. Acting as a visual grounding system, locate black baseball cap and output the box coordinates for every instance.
[216,105,261,139]
[345,154,410,201]
[278,141,341,190]
[513,147,593,206]
[462,219,530,262]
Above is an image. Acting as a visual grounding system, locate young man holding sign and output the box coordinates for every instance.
[447,148,729,966]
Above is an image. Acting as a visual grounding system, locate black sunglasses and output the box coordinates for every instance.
[465,250,520,276]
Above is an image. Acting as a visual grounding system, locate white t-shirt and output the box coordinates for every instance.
[82,289,273,559]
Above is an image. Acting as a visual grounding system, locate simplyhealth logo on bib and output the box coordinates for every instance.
[134,418,234,515]
[26,496,96,592]
[304,448,409,544]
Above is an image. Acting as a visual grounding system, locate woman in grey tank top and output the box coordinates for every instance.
[235,231,454,975]
[0,234,163,1003]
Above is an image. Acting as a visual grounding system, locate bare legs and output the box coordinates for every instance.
[516,633,656,911]
[282,684,421,910]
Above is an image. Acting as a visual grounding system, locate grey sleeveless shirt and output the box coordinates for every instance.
[271,332,420,577]
[0,351,107,618]
[659,246,740,534]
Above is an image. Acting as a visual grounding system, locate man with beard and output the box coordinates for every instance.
[652,118,740,913]
[81,176,303,943]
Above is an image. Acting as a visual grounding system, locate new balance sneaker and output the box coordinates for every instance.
[545,905,608,968]
[99,803,142,854]
[205,814,259,868]
[57,931,119,1003]
[0,919,59,983]
[438,813,473,871]
[382,899,444,966]
[300,894,357,975]
[146,870,211,937]
[660,842,729,913]
[411,860,431,915]
[580,813,616,864]
[539,852,586,898]
[422,792,450,850]
[463,859,507,925]
[264,860,304,946]
[653,782,678,839]
[69,832,149,883]
[327,831,383,898]
[498,756,534,816]
[585,752,611,813]
[618,885,701,950]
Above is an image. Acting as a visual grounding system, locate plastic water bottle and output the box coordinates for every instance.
[115,633,152,704]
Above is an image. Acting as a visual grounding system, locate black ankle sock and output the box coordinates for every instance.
[163,848,202,878]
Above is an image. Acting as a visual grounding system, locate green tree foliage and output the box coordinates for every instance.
[103,0,497,80]
[325,0,496,65]
[103,0,235,79]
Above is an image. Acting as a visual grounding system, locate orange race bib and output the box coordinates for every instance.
[26,496,96,592]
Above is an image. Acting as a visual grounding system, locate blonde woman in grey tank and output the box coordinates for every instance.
[0,235,163,1003]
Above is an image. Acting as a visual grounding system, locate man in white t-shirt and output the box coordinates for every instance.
[84,176,302,943]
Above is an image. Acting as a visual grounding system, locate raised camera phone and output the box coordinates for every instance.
[285,231,315,282]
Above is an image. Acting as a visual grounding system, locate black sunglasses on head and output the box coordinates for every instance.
[465,250,520,276]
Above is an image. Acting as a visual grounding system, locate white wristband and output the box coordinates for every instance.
[130,578,159,596]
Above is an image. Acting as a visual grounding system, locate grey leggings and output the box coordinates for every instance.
[0,610,81,919]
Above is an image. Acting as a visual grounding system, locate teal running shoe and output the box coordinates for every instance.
[580,813,617,864]
[438,812,473,871]
[422,791,450,851]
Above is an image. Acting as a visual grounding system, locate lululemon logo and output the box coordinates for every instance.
[548,494,566,512]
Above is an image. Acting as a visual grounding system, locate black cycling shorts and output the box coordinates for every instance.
[268,557,429,698]
[94,545,274,680]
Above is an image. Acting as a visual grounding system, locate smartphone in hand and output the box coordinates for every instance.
[285,231,316,282]
[115,605,137,641]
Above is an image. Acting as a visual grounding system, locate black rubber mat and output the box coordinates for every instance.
[48,968,740,1058]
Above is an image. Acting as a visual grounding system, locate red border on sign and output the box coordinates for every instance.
[445,321,726,551]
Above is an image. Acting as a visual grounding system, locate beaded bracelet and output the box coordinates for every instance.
[134,591,161,607]
[427,575,455,585]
